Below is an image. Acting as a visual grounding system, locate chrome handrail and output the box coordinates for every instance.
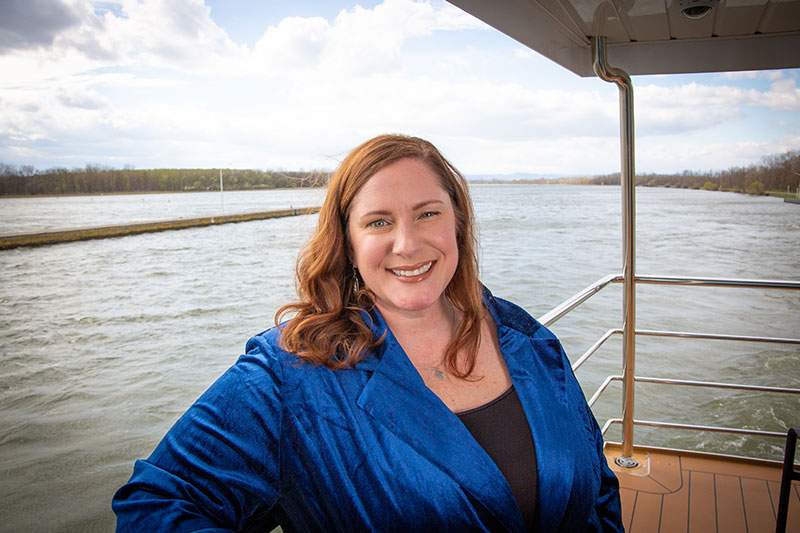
[635,274,800,290]
[539,273,800,329]
[537,272,800,464]
[538,273,620,327]
[589,375,800,409]
[574,328,800,376]
[581,34,799,466]
[573,328,800,376]
[593,35,637,461]
[572,328,619,372]
[601,418,788,439]
[636,329,800,344]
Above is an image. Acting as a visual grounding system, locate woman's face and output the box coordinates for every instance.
[347,157,459,318]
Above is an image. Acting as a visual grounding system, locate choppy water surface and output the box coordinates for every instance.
[0,188,325,236]
[1,185,798,531]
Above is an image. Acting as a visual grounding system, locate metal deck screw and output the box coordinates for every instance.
[615,455,640,469]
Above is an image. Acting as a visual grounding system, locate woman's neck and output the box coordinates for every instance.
[376,299,457,367]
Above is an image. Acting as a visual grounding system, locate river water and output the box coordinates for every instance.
[1,185,798,531]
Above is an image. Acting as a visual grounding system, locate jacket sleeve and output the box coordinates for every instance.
[590,410,624,532]
[559,341,623,532]
[112,336,284,532]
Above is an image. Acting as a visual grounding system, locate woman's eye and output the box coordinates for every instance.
[367,219,389,228]
[420,211,440,219]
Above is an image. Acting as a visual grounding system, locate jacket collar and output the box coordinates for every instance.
[354,288,576,532]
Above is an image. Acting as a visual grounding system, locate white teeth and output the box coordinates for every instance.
[391,262,432,277]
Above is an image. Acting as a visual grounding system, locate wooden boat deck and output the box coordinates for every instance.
[603,443,800,532]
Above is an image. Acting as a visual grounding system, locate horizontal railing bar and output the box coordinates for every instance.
[538,273,621,327]
[637,329,800,345]
[633,275,800,290]
[572,328,621,372]
[572,328,798,378]
[634,376,800,395]
[588,375,800,404]
[602,417,787,438]
[602,441,798,468]
[537,273,799,329]
[589,375,620,408]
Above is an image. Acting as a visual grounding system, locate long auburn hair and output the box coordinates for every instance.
[276,134,484,378]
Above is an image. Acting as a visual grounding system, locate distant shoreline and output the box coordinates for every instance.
[1,182,794,201]
[0,186,325,200]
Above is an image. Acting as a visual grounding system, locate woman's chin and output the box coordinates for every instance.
[377,295,444,315]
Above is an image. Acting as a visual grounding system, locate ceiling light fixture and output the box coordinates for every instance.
[679,0,717,20]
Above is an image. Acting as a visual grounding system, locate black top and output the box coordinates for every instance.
[456,386,538,530]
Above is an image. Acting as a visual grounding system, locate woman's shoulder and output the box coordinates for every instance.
[484,289,558,342]
[237,325,336,384]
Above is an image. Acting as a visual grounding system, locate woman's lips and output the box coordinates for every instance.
[388,261,434,279]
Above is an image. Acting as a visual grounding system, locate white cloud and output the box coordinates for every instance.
[57,87,107,109]
[250,0,486,77]
[0,0,246,82]
[636,83,752,134]
[637,134,800,173]
[0,0,797,175]
[0,0,83,53]
[758,77,800,110]
[634,76,800,135]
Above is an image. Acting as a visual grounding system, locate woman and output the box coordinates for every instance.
[113,134,622,532]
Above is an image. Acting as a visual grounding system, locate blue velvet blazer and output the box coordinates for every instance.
[113,289,622,532]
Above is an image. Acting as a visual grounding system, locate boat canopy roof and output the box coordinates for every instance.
[448,0,800,76]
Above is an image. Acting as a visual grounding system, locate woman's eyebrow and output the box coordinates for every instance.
[359,209,391,218]
[359,199,444,219]
[413,199,445,210]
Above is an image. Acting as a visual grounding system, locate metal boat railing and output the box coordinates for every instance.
[538,273,800,463]
[569,37,800,467]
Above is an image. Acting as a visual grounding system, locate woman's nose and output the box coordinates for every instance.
[392,221,420,256]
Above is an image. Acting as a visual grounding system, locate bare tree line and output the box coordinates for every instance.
[1,148,798,196]
[589,149,800,195]
[0,165,329,196]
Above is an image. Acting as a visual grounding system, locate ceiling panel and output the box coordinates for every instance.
[558,0,632,41]
[760,0,800,32]
[714,0,768,36]
[620,0,671,41]
[450,0,800,76]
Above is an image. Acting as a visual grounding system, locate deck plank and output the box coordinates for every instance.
[767,479,800,532]
[688,471,716,533]
[604,446,793,533]
[620,488,637,532]
[682,455,782,481]
[660,469,689,533]
[650,450,683,493]
[741,477,776,532]
[629,491,662,532]
[715,474,746,533]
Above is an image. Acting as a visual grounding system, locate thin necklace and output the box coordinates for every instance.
[430,302,459,380]
[428,367,447,380]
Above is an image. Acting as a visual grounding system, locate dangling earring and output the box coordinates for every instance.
[352,264,360,294]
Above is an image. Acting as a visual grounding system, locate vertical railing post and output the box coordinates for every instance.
[592,36,639,467]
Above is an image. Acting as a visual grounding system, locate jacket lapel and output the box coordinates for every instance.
[485,294,577,532]
[495,325,577,532]
[355,309,525,532]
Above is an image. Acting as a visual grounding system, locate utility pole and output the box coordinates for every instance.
[219,168,225,214]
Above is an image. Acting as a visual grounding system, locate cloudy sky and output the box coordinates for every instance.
[1,0,798,176]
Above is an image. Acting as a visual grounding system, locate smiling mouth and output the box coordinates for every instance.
[390,261,433,278]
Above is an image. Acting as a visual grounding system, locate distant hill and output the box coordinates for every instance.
[467,172,564,182]
[467,173,589,184]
